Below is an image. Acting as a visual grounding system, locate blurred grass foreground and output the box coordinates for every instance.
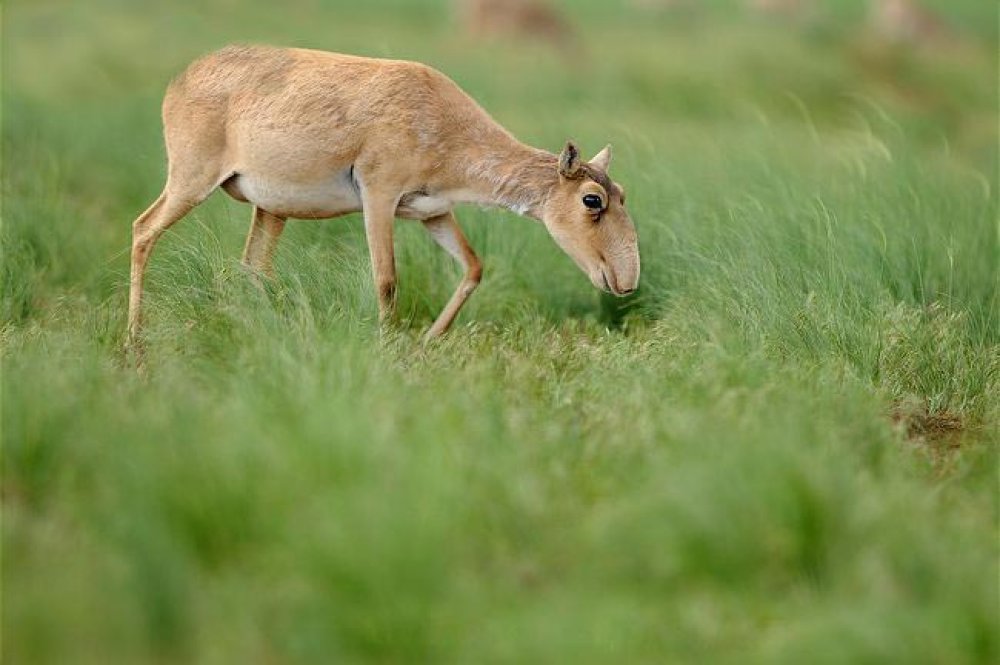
[2,0,998,663]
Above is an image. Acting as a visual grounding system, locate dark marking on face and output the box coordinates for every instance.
[580,164,622,203]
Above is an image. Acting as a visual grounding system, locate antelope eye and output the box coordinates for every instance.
[582,194,603,210]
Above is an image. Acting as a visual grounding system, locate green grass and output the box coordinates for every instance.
[3,0,998,663]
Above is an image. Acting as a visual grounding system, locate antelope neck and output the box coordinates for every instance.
[455,139,560,220]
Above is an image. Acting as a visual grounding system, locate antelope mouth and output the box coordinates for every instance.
[598,266,634,297]
[600,270,613,293]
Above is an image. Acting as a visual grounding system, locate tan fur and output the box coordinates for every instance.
[869,0,952,44]
[456,0,574,47]
[126,45,639,351]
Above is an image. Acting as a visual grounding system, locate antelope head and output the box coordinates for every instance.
[541,142,640,296]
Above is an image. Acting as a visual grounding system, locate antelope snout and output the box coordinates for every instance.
[597,256,639,297]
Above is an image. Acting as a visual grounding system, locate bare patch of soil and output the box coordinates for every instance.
[893,408,964,443]
[890,403,967,470]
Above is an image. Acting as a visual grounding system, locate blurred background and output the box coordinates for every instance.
[6,0,996,173]
[3,1,997,664]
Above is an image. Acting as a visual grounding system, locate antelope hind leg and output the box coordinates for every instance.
[242,206,287,278]
[126,190,199,357]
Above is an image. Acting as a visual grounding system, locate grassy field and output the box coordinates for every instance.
[3,0,998,662]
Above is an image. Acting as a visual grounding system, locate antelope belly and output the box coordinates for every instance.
[234,168,361,219]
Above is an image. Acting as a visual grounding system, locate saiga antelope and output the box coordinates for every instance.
[127,45,639,350]
[869,0,952,44]
[456,0,575,49]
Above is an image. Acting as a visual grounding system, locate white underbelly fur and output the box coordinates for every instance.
[235,168,361,219]
[233,169,469,220]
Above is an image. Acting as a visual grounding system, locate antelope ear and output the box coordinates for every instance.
[590,144,612,171]
[558,141,582,178]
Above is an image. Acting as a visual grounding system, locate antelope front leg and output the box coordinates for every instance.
[361,193,399,326]
[422,212,482,340]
